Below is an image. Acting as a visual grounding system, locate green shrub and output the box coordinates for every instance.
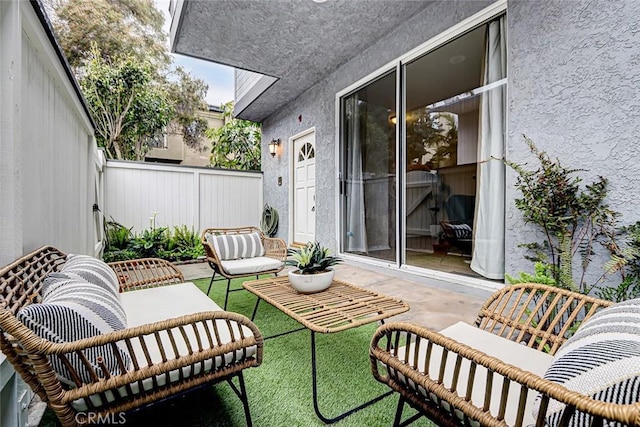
[102,220,205,263]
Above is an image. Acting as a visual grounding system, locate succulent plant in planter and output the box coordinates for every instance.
[286,242,342,293]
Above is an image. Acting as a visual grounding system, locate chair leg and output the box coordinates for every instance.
[223,278,231,310]
[226,373,254,427]
[393,396,406,427]
[206,271,216,295]
[237,372,253,427]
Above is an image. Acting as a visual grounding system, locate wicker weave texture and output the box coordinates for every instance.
[370,283,640,427]
[475,282,613,355]
[108,258,184,291]
[0,246,264,427]
[201,227,287,279]
[243,276,409,333]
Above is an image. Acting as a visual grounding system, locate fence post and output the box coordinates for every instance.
[193,169,200,233]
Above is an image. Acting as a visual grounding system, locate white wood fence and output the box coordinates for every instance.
[104,161,264,234]
[1,2,102,425]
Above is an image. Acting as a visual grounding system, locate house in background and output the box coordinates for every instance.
[145,105,224,166]
[169,0,640,292]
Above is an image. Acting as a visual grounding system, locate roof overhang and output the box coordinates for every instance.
[170,0,434,122]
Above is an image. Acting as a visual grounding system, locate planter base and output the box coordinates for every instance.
[288,269,335,293]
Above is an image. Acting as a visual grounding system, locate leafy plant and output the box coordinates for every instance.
[104,219,133,250]
[163,226,205,261]
[260,204,279,237]
[506,136,615,293]
[286,242,342,275]
[129,227,168,258]
[206,101,261,171]
[597,221,640,302]
[506,262,557,286]
[103,249,140,263]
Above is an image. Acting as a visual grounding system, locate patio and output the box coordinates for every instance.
[179,261,488,332]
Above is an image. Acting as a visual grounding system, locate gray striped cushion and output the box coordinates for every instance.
[206,232,265,260]
[535,298,640,426]
[447,223,472,238]
[18,278,129,386]
[62,254,120,296]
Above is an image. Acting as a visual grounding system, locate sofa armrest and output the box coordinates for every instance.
[108,258,184,292]
[370,322,640,427]
[474,283,613,355]
[263,237,287,261]
[11,310,262,400]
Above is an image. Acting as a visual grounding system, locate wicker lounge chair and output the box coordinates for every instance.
[0,246,263,427]
[370,283,640,427]
[201,227,287,309]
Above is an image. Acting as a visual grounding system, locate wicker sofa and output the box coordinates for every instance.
[201,226,287,309]
[370,283,640,427]
[0,246,263,427]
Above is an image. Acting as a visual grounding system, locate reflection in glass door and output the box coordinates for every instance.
[403,18,506,278]
[340,71,397,263]
[338,15,506,281]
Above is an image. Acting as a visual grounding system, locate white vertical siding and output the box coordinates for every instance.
[104,162,263,234]
[0,2,98,426]
[20,19,96,256]
[235,69,263,101]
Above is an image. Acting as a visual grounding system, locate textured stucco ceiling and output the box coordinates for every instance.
[172,0,434,121]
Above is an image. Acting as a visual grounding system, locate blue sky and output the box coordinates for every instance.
[154,0,235,107]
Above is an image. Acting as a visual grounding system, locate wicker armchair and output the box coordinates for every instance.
[201,226,287,309]
[0,246,263,427]
[369,283,640,427]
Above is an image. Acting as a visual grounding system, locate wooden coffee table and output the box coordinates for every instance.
[243,276,409,423]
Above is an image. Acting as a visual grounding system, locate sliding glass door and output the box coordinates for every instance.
[339,15,506,280]
[340,71,397,263]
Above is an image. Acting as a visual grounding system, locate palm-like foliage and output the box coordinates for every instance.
[286,242,342,274]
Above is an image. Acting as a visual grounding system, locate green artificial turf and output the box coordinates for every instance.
[39,276,433,427]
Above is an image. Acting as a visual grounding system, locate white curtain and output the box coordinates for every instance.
[471,16,506,280]
[346,97,367,252]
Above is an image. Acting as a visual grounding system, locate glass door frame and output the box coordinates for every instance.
[334,0,507,285]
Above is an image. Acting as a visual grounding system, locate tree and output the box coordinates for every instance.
[206,102,262,171]
[48,0,210,159]
[52,0,168,70]
[81,46,172,160]
[165,67,209,151]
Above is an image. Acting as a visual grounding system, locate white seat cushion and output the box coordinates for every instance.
[71,283,258,411]
[391,321,553,427]
[221,256,283,275]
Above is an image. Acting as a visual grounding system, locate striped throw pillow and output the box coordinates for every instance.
[206,232,265,260]
[535,297,640,426]
[447,223,472,238]
[62,254,120,296]
[18,278,130,386]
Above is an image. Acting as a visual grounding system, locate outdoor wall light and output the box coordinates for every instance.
[268,138,281,157]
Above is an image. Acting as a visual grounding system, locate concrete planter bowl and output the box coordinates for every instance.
[288,269,335,294]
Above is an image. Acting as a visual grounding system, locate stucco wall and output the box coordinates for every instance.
[262,0,640,287]
[262,0,493,249]
[506,0,640,285]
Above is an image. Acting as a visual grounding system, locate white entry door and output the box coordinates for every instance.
[293,131,316,244]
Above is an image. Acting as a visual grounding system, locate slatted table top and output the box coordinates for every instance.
[243,276,410,333]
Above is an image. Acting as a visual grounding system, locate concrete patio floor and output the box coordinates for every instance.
[178,261,492,332]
